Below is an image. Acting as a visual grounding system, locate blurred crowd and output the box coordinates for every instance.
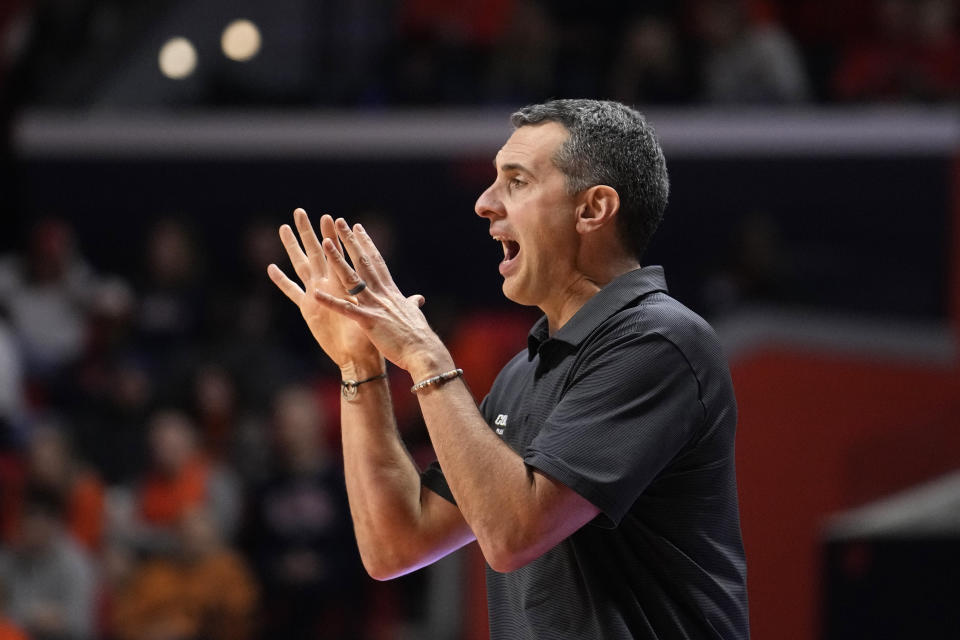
[1,0,958,108]
[0,216,534,640]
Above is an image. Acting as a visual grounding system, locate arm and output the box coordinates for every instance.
[338,361,474,579]
[311,218,601,573]
[413,356,600,572]
[268,210,473,579]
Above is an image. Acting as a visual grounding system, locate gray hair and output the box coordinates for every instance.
[510,99,669,259]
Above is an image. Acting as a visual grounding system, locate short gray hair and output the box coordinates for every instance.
[510,99,669,259]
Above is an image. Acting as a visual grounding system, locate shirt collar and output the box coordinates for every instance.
[527,266,668,359]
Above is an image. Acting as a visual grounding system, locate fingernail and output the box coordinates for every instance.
[356,223,365,233]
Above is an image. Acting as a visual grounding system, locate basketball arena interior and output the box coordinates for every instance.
[1,2,958,639]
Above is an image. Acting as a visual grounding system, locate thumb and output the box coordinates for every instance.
[407,294,426,308]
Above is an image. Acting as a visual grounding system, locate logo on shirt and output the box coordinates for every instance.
[494,413,508,435]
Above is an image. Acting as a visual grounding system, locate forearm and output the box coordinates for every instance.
[408,350,554,572]
[278,213,587,573]
[339,358,448,578]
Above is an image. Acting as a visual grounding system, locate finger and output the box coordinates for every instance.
[313,287,371,323]
[293,208,326,278]
[407,294,425,308]
[319,214,339,258]
[353,223,394,286]
[278,224,312,285]
[322,235,367,296]
[267,264,305,305]
[335,218,381,287]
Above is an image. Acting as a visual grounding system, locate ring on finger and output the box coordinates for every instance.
[347,280,367,296]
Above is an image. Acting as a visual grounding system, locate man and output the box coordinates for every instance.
[268,99,749,639]
[0,487,96,640]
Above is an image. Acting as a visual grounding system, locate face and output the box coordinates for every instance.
[178,509,218,558]
[273,387,323,458]
[20,510,58,552]
[475,122,582,310]
[29,428,69,486]
[149,412,196,473]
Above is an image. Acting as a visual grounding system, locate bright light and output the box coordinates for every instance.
[158,37,197,79]
[221,19,261,62]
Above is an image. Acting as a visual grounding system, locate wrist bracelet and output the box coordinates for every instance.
[341,372,387,399]
[410,368,464,394]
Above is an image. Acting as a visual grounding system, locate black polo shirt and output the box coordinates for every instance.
[422,266,749,640]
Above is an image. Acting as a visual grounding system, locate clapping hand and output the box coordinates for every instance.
[268,209,443,379]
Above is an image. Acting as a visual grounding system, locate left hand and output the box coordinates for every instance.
[314,218,452,378]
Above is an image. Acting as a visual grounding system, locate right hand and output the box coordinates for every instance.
[267,209,380,372]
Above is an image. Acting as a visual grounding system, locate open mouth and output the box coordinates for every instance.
[501,239,520,263]
[492,235,521,276]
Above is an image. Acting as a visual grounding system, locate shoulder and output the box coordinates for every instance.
[578,293,735,415]
[591,292,722,364]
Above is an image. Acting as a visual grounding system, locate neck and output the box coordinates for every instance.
[543,257,640,333]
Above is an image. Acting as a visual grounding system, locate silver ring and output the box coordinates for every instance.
[347,280,367,296]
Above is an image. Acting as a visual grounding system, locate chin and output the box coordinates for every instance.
[501,279,535,307]
[500,278,519,302]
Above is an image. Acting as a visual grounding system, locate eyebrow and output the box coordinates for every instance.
[496,161,532,174]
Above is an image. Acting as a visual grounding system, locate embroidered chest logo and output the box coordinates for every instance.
[494,414,508,435]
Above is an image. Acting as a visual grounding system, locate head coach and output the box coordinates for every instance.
[267,98,749,639]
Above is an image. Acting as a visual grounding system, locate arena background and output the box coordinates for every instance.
[1,1,958,639]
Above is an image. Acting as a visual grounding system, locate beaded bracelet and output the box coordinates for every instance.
[340,372,387,399]
[410,368,464,394]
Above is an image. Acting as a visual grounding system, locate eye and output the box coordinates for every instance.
[508,177,526,189]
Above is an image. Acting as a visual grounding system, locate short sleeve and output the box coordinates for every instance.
[523,334,703,527]
[421,460,456,505]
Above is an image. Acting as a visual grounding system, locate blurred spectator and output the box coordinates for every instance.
[0,486,96,640]
[243,385,364,640]
[610,13,694,105]
[123,410,240,553]
[0,219,101,385]
[0,0,31,303]
[533,0,635,98]
[189,361,274,489]
[95,540,136,640]
[191,363,238,461]
[776,0,876,99]
[0,1,30,92]
[209,219,300,411]
[394,0,514,102]
[485,0,558,104]
[111,508,259,640]
[833,0,960,102]
[701,210,789,316]
[135,219,204,365]
[64,279,145,487]
[2,421,106,552]
[73,357,153,487]
[0,578,28,640]
[0,310,25,449]
[693,0,810,103]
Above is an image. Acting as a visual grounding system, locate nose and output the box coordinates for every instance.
[475,183,504,220]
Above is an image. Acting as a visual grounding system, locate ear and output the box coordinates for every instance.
[575,185,620,235]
